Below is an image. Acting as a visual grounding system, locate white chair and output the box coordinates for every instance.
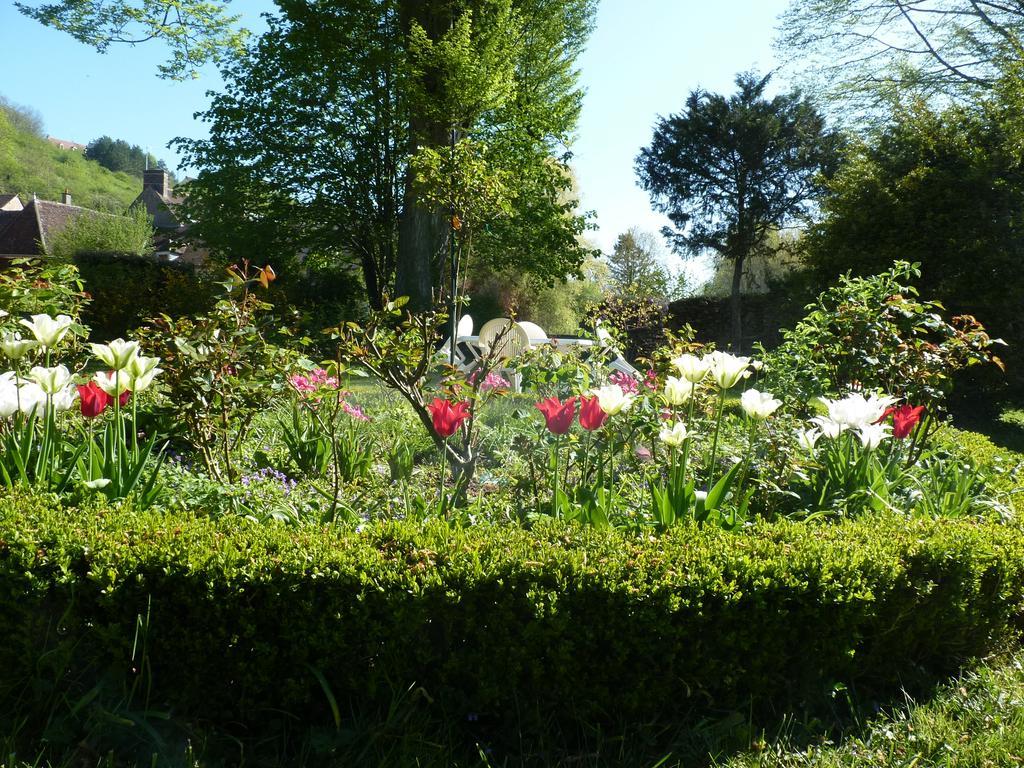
[477,318,530,391]
[596,323,641,377]
[517,320,547,343]
[438,314,475,370]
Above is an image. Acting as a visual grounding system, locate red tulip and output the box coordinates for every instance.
[536,396,577,435]
[885,404,925,439]
[578,395,608,431]
[77,381,111,418]
[426,398,471,438]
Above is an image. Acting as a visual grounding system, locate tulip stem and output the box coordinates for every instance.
[706,390,726,492]
[551,435,560,517]
[439,439,448,520]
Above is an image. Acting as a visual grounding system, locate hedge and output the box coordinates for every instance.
[1,492,1023,739]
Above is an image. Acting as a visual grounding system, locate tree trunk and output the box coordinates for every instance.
[729,253,744,351]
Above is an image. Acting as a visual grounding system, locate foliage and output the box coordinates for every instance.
[0,104,140,212]
[0,94,44,137]
[776,0,1024,119]
[606,227,673,300]
[637,72,841,347]
[15,0,249,80]
[0,258,90,324]
[2,493,1024,759]
[174,0,597,310]
[805,89,1024,393]
[84,135,169,179]
[763,262,1005,411]
[137,266,295,482]
[46,205,153,260]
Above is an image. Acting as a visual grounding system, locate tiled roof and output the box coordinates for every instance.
[131,186,185,231]
[0,199,112,256]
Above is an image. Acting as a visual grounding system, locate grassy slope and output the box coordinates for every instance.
[0,118,140,213]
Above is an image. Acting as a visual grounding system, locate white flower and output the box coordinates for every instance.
[51,384,78,412]
[659,421,688,447]
[810,416,845,439]
[707,351,751,390]
[125,354,162,392]
[663,376,695,406]
[818,392,898,430]
[0,374,18,418]
[590,384,635,416]
[30,365,72,395]
[16,382,45,415]
[796,427,821,452]
[93,370,130,397]
[84,478,111,491]
[671,353,710,383]
[89,339,140,371]
[740,388,781,420]
[128,367,163,393]
[857,422,891,451]
[1,333,39,360]
[20,314,73,350]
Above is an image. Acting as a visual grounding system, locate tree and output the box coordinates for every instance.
[636,73,840,349]
[46,205,153,260]
[175,0,595,311]
[776,0,1024,118]
[85,135,167,178]
[805,84,1024,378]
[15,0,248,79]
[606,227,670,300]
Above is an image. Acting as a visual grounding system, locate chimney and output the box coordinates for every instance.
[61,189,72,205]
[143,168,170,199]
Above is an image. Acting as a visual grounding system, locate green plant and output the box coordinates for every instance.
[763,262,1004,412]
[137,264,294,482]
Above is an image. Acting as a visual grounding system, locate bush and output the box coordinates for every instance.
[46,205,153,261]
[2,493,1023,752]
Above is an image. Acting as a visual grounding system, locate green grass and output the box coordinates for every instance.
[0,112,140,212]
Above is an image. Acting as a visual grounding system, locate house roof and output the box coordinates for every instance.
[0,194,23,211]
[131,186,186,231]
[0,199,110,256]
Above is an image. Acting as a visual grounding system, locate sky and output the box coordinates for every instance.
[0,0,793,281]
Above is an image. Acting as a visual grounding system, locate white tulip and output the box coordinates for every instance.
[659,421,688,447]
[707,351,751,390]
[663,376,695,406]
[128,367,163,393]
[590,384,635,416]
[89,339,140,371]
[796,427,821,452]
[740,388,782,420]
[29,365,73,395]
[16,382,45,415]
[51,384,78,413]
[1,333,39,360]
[127,354,161,378]
[0,374,18,418]
[19,314,73,350]
[857,422,891,451]
[810,416,845,439]
[93,370,130,397]
[818,392,898,430]
[671,353,710,383]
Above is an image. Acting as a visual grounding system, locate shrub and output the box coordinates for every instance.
[46,205,153,261]
[2,493,1023,752]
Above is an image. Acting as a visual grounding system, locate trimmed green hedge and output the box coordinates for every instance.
[1,493,1023,737]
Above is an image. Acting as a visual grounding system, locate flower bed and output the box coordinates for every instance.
[2,492,1022,739]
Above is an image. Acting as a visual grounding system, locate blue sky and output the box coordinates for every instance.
[0,0,792,277]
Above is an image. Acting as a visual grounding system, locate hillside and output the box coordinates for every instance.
[0,104,141,213]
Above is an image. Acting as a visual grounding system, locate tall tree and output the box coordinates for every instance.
[176,0,595,311]
[15,0,247,79]
[636,73,840,349]
[776,0,1024,118]
[606,227,670,300]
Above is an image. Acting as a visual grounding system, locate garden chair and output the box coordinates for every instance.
[517,320,547,342]
[596,323,641,378]
[477,318,530,392]
[438,314,475,370]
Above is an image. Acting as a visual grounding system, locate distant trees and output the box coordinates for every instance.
[0,94,44,137]
[606,228,671,300]
[85,136,169,179]
[636,73,840,348]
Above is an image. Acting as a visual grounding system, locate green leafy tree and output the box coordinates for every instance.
[606,227,670,300]
[806,77,1024,386]
[15,0,248,79]
[85,135,168,178]
[175,0,596,312]
[636,72,840,348]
